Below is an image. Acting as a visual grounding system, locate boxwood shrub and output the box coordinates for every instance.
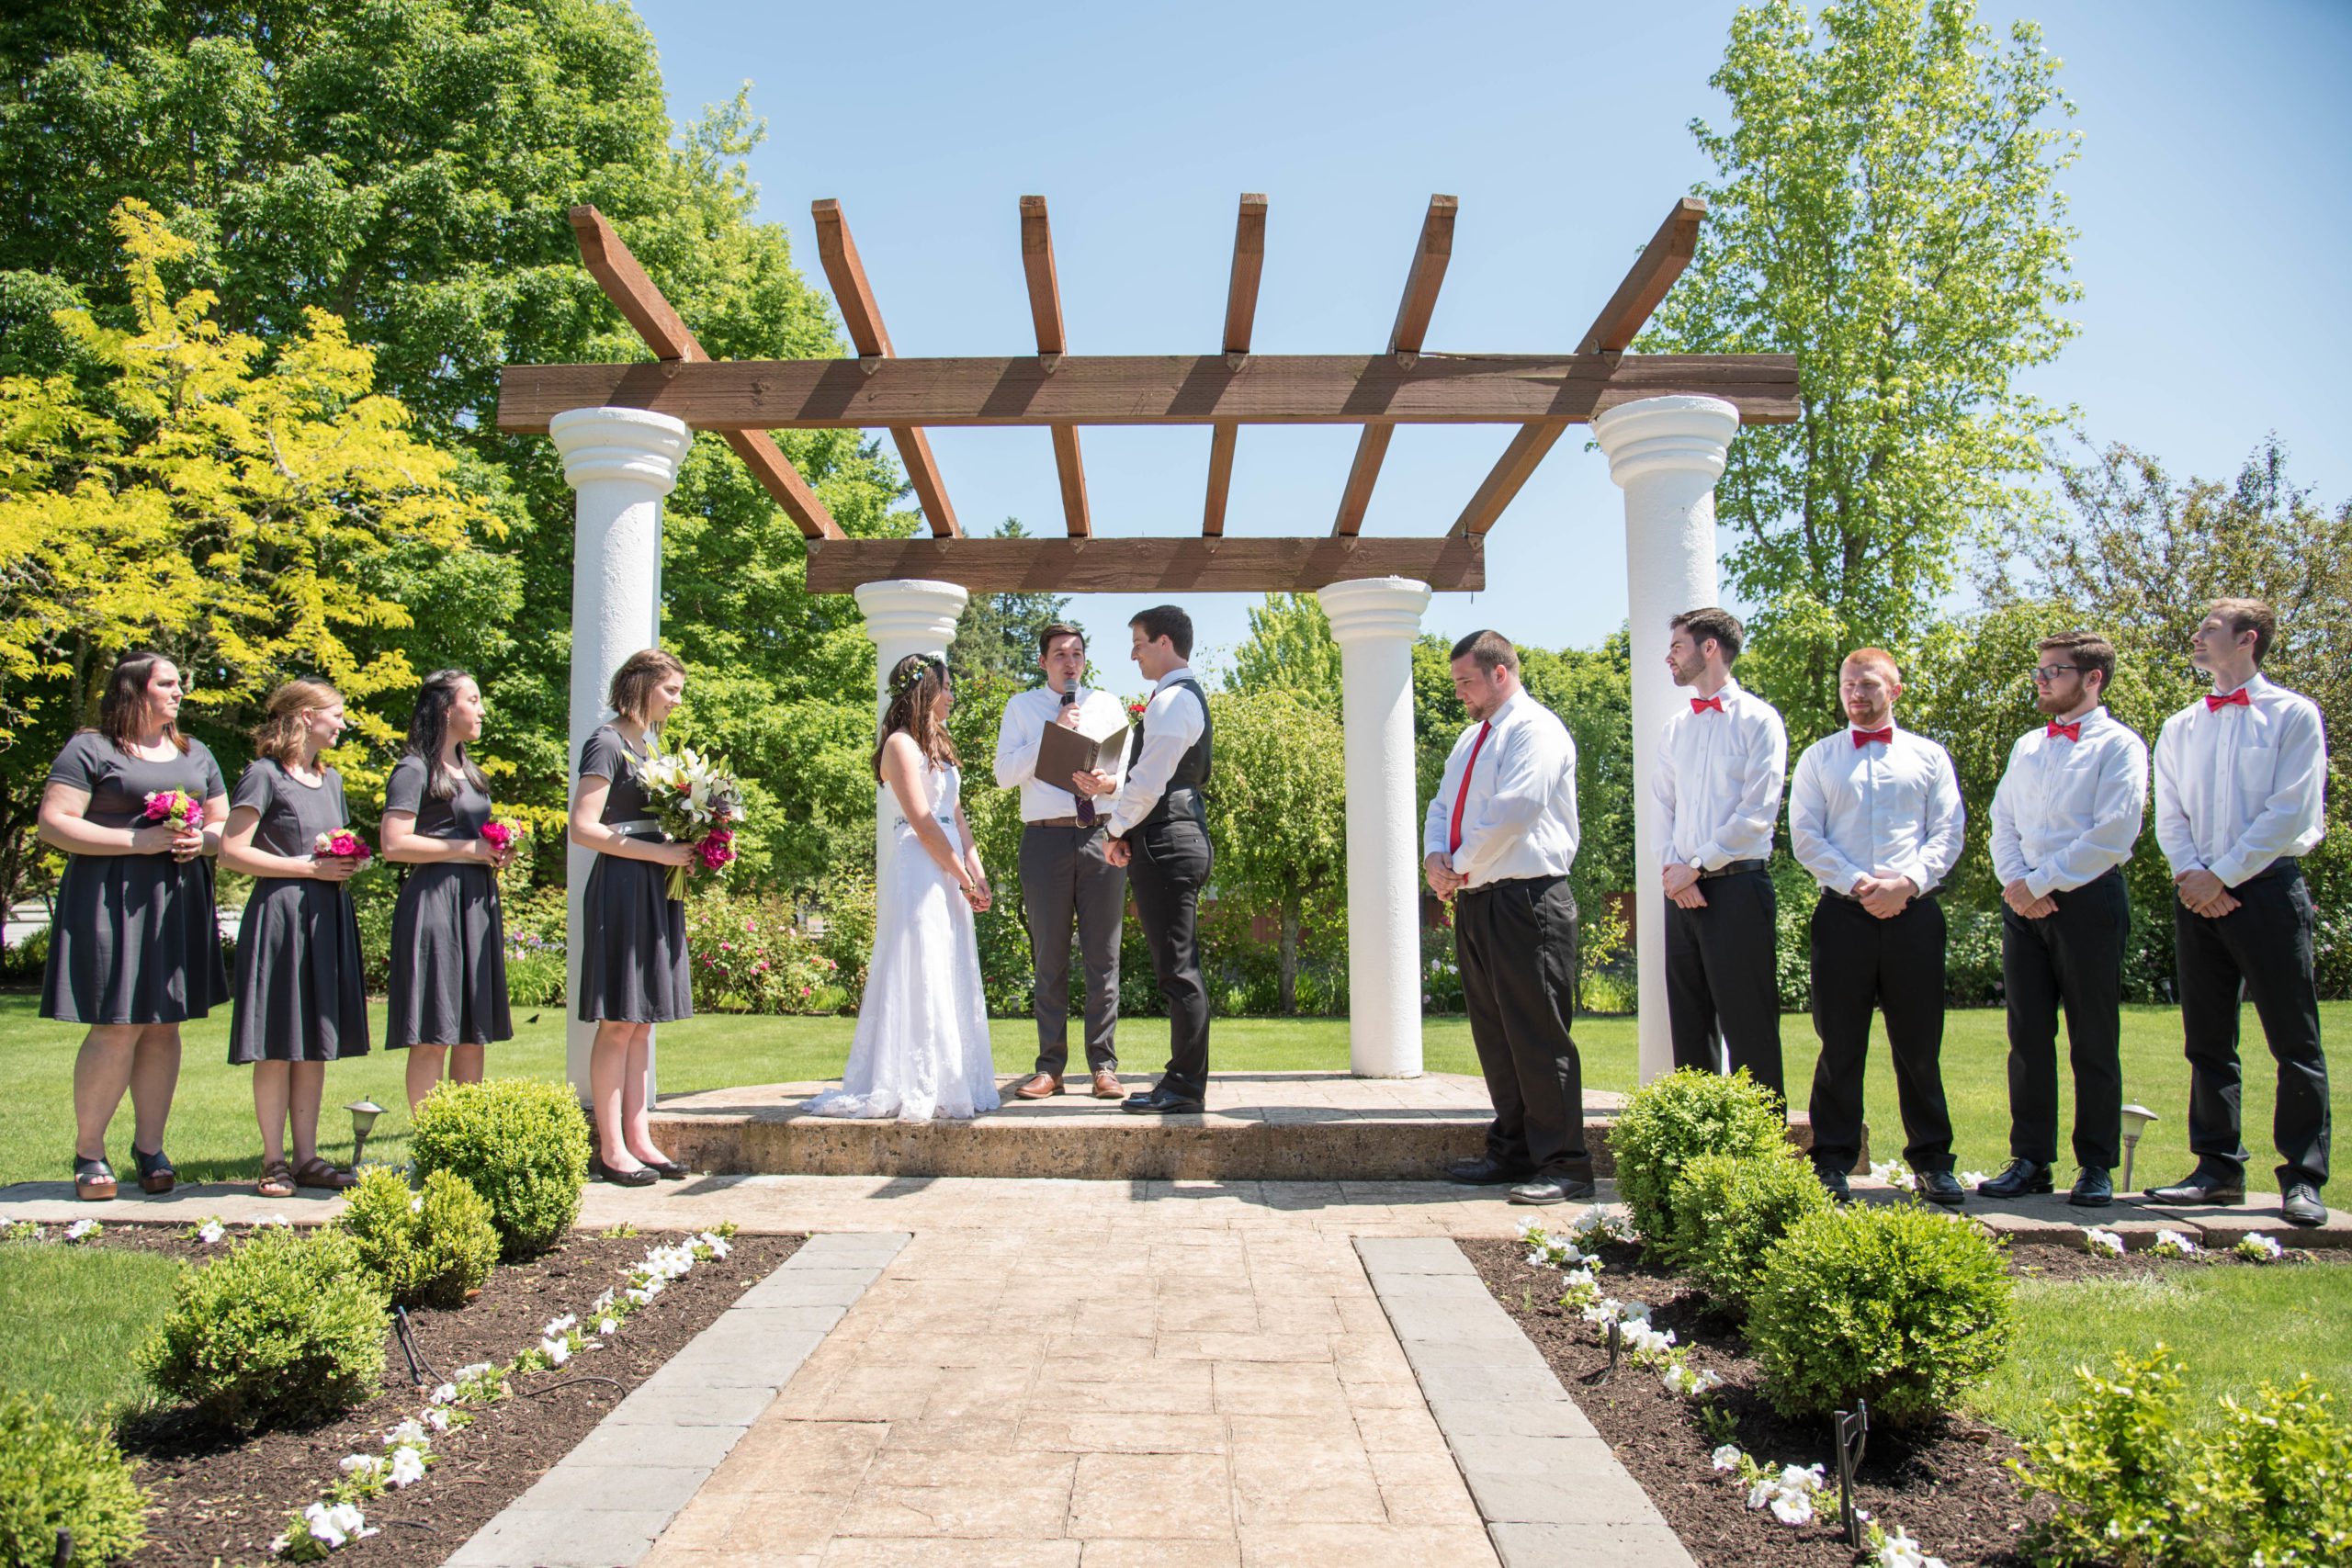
[1609,1066,1788,1260]
[339,1166,501,1307]
[410,1078,590,1258]
[0,1393,150,1567]
[1667,1147,1832,1312]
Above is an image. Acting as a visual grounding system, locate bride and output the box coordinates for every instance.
[806,653,1001,1121]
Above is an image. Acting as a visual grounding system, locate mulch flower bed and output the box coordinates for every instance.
[67,1222,799,1567]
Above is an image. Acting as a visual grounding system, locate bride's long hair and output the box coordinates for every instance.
[873,653,959,780]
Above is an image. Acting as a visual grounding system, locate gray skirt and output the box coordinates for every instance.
[228,879,370,1064]
[576,840,693,1025]
[388,862,513,1047]
[41,852,231,1025]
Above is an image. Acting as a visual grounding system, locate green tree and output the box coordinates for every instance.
[1227,593,1343,716]
[1204,688,1348,1013]
[1645,0,2082,739]
[948,518,1078,690]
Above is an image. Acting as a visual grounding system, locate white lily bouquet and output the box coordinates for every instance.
[629,745,743,899]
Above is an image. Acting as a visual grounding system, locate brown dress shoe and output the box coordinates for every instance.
[1091,1069,1124,1099]
[1012,1072,1063,1100]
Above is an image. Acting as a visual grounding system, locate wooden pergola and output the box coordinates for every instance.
[498,195,1795,594]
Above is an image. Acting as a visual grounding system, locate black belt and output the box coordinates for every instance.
[2240,857,2301,886]
[1821,885,1936,905]
[1696,858,1768,880]
[1460,871,1567,895]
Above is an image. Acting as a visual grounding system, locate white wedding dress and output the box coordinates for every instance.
[805,761,1000,1122]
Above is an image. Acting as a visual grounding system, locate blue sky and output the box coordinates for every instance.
[634,0,2352,698]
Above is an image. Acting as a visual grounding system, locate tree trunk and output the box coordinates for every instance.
[1279,896,1300,1015]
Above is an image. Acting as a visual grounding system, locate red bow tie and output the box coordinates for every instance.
[2206,687,2251,713]
[1690,696,1724,715]
[1852,727,1894,748]
[2046,720,2081,742]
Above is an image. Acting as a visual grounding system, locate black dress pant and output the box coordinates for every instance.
[2002,868,2128,1170]
[1018,823,1126,1077]
[1806,892,1954,1173]
[1127,816,1213,1100]
[1454,874,1586,1179]
[2175,863,2330,1190]
[1665,867,1784,1102]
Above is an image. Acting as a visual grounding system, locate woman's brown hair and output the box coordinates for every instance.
[251,679,341,765]
[96,650,190,755]
[871,653,958,780]
[608,648,687,725]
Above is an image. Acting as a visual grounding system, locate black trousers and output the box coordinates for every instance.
[1665,868,1784,1102]
[1806,892,1954,1173]
[2002,869,2128,1169]
[2175,864,2330,1190]
[1127,816,1213,1099]
[1018,823,1126,1077]
[1454,874,1586,1179]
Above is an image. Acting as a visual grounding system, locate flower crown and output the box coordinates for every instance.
[890,653,947,700]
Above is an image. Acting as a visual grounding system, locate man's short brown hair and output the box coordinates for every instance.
[2037,629,2116,693]
[1129,605,1193,659]
[1450,629,1520,676]
[1840,647,1901,683]
[2210,597,2277,665]
[1036,621,1085,659]
[1669,607,1744,664]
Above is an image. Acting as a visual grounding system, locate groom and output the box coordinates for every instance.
[1084,605,1214,1115]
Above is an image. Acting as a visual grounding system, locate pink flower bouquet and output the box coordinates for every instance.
[144,788,204,835]
[312,829,374,865]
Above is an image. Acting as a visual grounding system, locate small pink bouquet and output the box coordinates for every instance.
[696,825,738,877]
[312,829,374,866]
[480,819,517,862]
[144,789,204,835]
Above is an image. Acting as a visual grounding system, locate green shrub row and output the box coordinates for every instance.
[0,1393,149,1568]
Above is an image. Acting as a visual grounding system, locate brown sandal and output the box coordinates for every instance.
[257,1159,297,1199]
[292,1157,356,1191]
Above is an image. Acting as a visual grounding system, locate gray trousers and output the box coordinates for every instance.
[1018,823,1125,1076]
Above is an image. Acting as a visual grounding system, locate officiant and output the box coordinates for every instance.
[994,622,1130,1100]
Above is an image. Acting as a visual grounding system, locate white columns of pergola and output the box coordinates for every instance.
[1593,393,1741,1086]
[550,406,693,1098]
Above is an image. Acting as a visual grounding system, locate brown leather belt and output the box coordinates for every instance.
[1026,816,1100,830]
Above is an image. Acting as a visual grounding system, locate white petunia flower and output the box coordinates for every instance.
[303,1500,373,1548]
[2083,1227,2126,1257]
[339,1454,383,1479]
[65,1219,100,1242]
[409,1194,424,1213]
[454,1362,491,1382]
[196,1218,226,1245]
[423,1407,450,1432]
[429,1382,458,1405]
[387,1446,426,1487]
[2237,1232,2286,1262]
[542,1314,577,1337]
[384,1418,428,1449]
[1712,1444,1743,1472]
[595,1314,619,1336]
[1956,1171,1991,1190]
[540,1336,571,1366]
[2151,1229,2200,1258]
[1770,1489,1815,1526]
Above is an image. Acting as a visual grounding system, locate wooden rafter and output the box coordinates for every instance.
[567,206,842,540]
[1335,195,1456,536]
[1451,197,1708,537]
[809,199,961,537]
[1019,196,1091,537]
[805,535,1483,594]
[1203,193,1267,537]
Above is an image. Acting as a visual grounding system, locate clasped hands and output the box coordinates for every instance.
[1849,873,1918,919]
[141,819,209,863]
[1662,863,1707,909]
[2001,878,2058,920]
[2174,866,2240,919]
[1424,852,1466,901]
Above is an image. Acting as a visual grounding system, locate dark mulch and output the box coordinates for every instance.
[74,1223,799,1568]
[2005,1235,2325,1282]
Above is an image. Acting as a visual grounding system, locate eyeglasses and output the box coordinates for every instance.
[2030,665,2079,682]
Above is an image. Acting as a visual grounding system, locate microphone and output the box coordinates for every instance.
[1061,684,1096,826]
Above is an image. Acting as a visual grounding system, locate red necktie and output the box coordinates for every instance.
[2206,687,2251,713]
[1690,696,1724,714]
[1851,727,1893,748]
[1447,722,1491,855]
[2046,721,2081,742]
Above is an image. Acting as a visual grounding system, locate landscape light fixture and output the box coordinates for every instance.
[2118,1102,2160,1192]
[345,1100,387,1169]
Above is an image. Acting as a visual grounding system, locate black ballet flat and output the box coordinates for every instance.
[590,1156,658,1188]
[639,1156,688,1180]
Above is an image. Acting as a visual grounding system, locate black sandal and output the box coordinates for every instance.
[74,1156,117,1202]
[133,1145,176,1196]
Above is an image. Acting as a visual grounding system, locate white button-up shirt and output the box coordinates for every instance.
[1988,705,2149,897]
[1106,666,1207,839]
[993,683,1132,823]
[1655,679,1787,869]
[1789,722,1964,896]
[2154,673,2327,886]
[1421,688,1579,889]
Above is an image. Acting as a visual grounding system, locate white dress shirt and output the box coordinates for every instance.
[2153,673,2328,886]
[1988,705,2149,897]
[1421,688,1579,889]
[993,683,1132,823]
[1655,678,1787,869]
[1788,722,1964,896]
[1106,665,1207,838]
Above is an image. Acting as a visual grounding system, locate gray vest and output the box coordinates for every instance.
[1136,677,1212,828]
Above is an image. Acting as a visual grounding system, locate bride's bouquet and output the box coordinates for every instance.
[630,746,743,899]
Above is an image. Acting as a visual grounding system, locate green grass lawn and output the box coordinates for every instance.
[0,1239,185,1422]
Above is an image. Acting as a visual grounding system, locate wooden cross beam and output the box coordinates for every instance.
[1335,195,1456,536]
[809,199,962,537]
[1019,196,1091,537]
[802,535,1485,594]
[566,207,843,540]
[1202,193,1267,537]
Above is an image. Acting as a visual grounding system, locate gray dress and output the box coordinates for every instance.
[576,725,692,1023]
[226,760,370,1065]
[385,754,512,1048]
[40,731,231,1024]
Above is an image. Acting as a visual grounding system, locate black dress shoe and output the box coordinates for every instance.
[2144,1169,2245,1206]
[1122,1089,1205,1115]
[590,1156,659,1188]
[1917,1168,1967,1206]
[639,1156,688,1180]
[1508,1176,1596,1206]
[2280,1182,2328,1227]
[2068,1168,2114,1207]
[1446,1156,1534,1186]
[1977,1157,2053,1199]
[1815,1163,1852,1203]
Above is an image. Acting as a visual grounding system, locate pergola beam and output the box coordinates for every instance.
[566,206,843,540]
[809,199,962,537]
[804,535,1485,594]
[1451,196,1709,537]
[1204,193,1267,537]
[1335,195,1457,536]
[1019,196,1091,537]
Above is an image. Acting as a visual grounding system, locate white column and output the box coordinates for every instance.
[550,408,692,1100]
[1593,395,1740,1086]
[1317,576,1434,1078]
[854,580,969,894]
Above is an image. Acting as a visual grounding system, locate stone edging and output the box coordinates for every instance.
[444,1230,910,1568]
[1356,1235,1697,1568]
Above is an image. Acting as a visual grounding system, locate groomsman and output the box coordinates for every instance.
[1980,631,2148,1208]
[1423,631,1590,1206]
[2146,597,2330,1226]
[994,622,1128,1100]
[1789,649,1966,1204]
[1092,606,1215,1115]
[1656,607,1789,1101]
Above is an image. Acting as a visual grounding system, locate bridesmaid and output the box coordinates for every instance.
[38,651,230,1201]
[220,679,368,1197]
[567,648,696,1187]
[383,670,514,1113]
